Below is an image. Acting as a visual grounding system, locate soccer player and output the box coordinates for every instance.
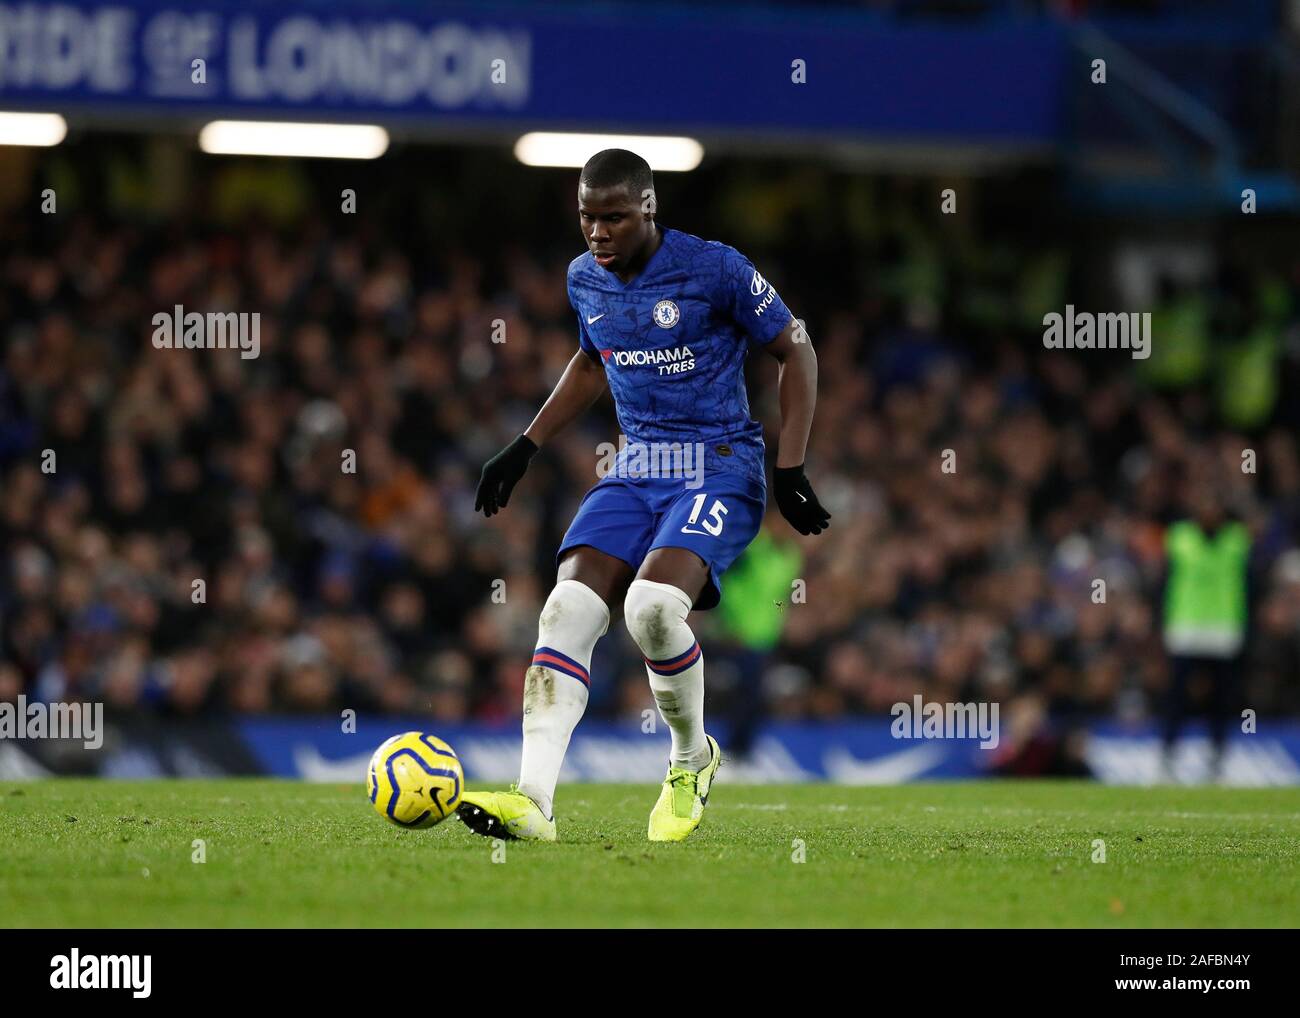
[458,149,828,842]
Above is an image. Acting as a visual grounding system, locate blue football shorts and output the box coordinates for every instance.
[556,470,766,611]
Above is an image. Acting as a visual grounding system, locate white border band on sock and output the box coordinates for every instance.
[626,578,693,615]
[553,578,612,637]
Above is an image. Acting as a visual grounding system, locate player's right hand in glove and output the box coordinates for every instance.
[475,434,538,517]
[773,463,832,535]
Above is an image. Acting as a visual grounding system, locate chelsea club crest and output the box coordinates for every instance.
[652,300,680,329]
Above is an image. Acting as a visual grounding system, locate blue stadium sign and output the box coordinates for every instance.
[0,0,1066,142]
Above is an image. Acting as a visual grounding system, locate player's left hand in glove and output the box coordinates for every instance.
[773,464,831,535]
[475,434,538,517]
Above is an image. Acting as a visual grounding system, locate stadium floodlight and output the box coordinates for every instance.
[0,112,67,147]
[198,121,389,159]
[514,132,704,171]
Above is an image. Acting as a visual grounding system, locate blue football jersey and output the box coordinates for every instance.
[566,225,793,489]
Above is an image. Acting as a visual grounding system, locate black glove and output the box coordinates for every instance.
[475,435,538,517]
[773,464,831,535]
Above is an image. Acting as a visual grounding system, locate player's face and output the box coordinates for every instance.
[578,183,655,275]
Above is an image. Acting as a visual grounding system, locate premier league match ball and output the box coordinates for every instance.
[366,732,464,828]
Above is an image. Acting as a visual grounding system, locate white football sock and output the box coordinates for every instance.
[624,579,710,772]
[517,578,609,820]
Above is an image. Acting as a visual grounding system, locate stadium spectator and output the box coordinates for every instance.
[1,154,1297,751]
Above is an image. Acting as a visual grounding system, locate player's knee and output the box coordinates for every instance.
[623,579,693,658]
[537,578,611,646]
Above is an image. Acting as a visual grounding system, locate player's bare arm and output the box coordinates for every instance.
[763,317,817,468]
[764,317,831,535]
[524,349,608,448]
[474,350,606,517]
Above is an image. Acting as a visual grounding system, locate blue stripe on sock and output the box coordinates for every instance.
[645,642,701,676]
[532,646,590,686]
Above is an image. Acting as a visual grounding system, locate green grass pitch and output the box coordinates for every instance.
[1,779,1297,927]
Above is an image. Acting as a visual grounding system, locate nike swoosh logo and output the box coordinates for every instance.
[796,492,807,503]
[587,313,605,325]
[679,527,712,536]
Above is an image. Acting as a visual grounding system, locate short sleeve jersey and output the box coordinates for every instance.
[566,225,793,489]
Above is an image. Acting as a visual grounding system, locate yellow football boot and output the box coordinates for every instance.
[648,735,721,842]
[457,785,557,842]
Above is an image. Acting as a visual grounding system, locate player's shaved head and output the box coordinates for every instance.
[580,149,654,208]
[577,149,661,282]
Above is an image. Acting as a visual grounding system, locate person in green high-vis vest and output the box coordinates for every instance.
[714,513,804,758]
[1160,492,1253,781]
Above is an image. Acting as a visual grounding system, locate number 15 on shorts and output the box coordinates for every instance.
[681,494,728,536]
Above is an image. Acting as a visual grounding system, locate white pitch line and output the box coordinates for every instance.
[972,806,1300,822]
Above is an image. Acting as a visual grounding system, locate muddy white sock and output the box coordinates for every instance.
[517,579,609,819]
[624,579,710,771]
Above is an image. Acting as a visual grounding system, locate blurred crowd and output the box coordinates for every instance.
[2,153,1299,749]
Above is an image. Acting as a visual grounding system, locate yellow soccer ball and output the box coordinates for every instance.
[367,732,464,828]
